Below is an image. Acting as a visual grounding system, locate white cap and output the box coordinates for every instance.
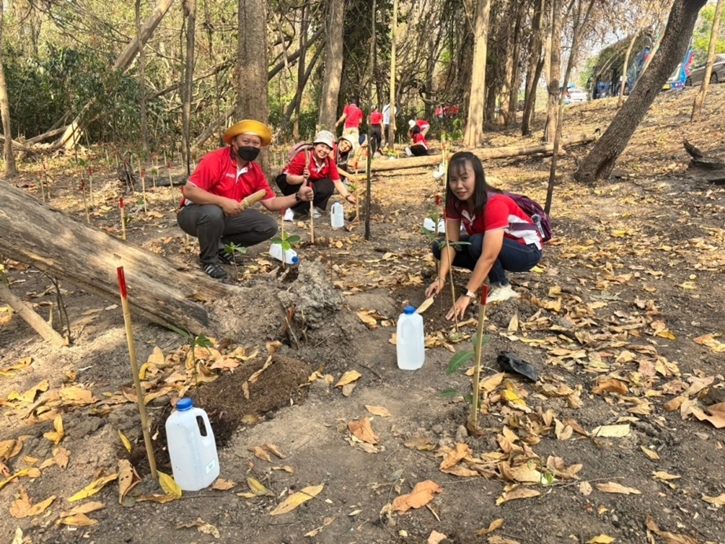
[313,130,335,149]
[408,119,415,128]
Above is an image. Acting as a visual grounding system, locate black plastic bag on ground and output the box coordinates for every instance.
[497,351,538,382]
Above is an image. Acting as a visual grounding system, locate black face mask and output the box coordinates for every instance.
[236,146,260,162]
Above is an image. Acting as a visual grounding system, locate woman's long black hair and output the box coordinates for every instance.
[444,151,499,218]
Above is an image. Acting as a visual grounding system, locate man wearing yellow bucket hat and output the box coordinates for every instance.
[178,119,313,279]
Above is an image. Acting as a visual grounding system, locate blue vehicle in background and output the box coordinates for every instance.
[662,47,694,91]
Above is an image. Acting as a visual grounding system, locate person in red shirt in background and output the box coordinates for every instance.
[424,152,543,317]
[336,99,363,141]
[368,105,383,157]
[407,118,430,137]
[405,125,429,157]
[177,119,313,279]
[276,130,356,220]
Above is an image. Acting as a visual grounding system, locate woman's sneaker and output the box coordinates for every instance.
[202,262,227,279]
[487,284,519,303]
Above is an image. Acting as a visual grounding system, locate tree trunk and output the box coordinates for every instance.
[182,0,196,173]
[318,0,346,130]
[388,0,398,147]
[0,6,17,177]
[691,0,724,121]
[575,0,708,183]
[137,0,150,160]
[276,46,324,141]
[506,3,524,126]
[544,0,562,143]
[463,0,492,148]
[292,4,308,141]
[371,132,598,172]
[522,0,545,136]
[0,181,232,334]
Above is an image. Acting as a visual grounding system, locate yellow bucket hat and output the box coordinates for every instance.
[223,119,273,146]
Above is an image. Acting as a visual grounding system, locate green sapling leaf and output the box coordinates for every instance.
[446,350,474,375]
[439,388,462,398]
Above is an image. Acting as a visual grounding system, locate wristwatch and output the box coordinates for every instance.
[464,290,475,298]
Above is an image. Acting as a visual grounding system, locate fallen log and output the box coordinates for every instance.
[370,132,599,172]
[684,139,725,171]
[0,180,232,334]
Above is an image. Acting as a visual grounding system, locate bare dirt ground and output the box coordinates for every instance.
[2,86,725,544]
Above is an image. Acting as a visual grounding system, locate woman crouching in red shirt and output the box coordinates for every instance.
[276,130,356,219]
[425,151,543,320]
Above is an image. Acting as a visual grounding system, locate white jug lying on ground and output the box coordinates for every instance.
[269,243,299,265]
[423,218,446,234]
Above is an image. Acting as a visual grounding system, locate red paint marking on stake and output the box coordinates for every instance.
[480,285,489,306]
[88,166,93,176]
[117,267,128,299]
[435,194,441,206]
[120,197,125,209]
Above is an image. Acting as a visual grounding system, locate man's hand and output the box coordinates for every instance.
[297,185,313,202]
[220,198,244,216]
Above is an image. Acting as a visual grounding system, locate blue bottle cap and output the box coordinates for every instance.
[291,256,299,264]
[403,305,415,315]
[176,398,193,411]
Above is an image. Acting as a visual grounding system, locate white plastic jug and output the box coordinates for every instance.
[165,398,220,491]
[396,306,425,370]
[269,243,299,265]
[423,218,446,234]
[331,202,345,229]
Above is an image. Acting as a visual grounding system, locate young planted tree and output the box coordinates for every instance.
[691,0,724,122]
[388,0,398,148]
[136,0,149,161]
[0,6,17,177]
[318,0,346,130]
[463,0,491,148]
[575,0,708,183]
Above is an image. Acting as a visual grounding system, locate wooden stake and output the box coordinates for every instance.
[470,285,489,431]
[120,197,127,240]
[166,156,175,206]
[38,174,45,202]
[87,165,94,208]
[443,211,458,330]
[116,266,158,480]
[306,151,314,244]
[81,180,90,223]
[364,148,372,240]
[141,169,148,214]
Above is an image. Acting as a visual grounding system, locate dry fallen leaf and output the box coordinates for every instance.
[263,444,287,459]
[59,501,105,518]
[427,530,448,544]
[495,487,541,505]
[304,516,335,537]
[118,459,141,504]
[118,430,132,453]
[653,471,681,481]
[587,535,615,544]
[391,480,443,513]
[578,481,593,496]
[595,482,641,495]
[416,297,435,314]
[591,424,630,438]
[348,417,379,444]
[57,513,98,526]
[251,446,272,462]
[335,370,362,388]
[177,518,221,539]
[158,471,182,498]
[211,478,236,491]
[269,484,324,515]
[488,535,521,544]
[68,473,118,502]
[640,446,660,461]
[43,415,64,445]
[365,405,392,417]
[645,515,699,544]
[702,493,725,507]
[476,518,505,536]
[9,485,56,518]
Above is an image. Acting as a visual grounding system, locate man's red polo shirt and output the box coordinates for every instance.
[181,147,275,206]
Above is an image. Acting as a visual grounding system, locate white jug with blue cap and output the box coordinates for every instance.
[165,398,219,491]
[331,201,345,229]
[396,306,425,370]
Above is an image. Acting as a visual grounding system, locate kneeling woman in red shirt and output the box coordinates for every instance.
[425,152,543,319]
[276,130,356,219]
